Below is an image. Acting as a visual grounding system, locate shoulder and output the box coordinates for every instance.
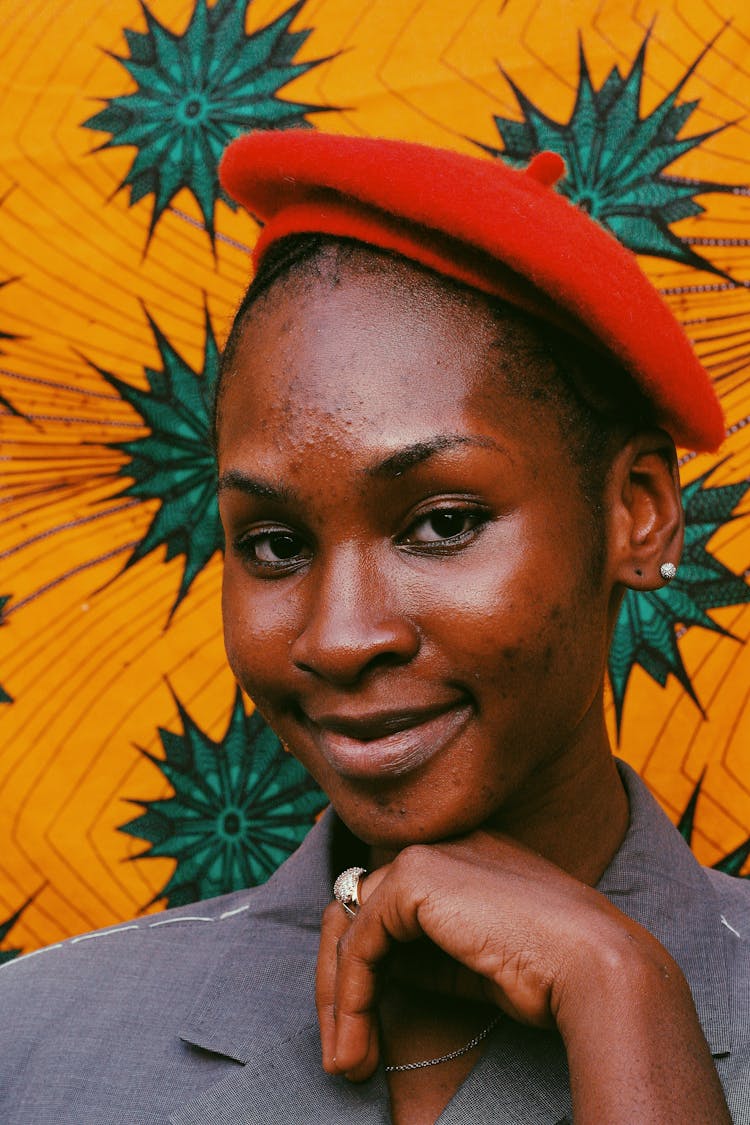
[0,889,262,1122]
[606,762,750,1112]
[0,807,334,1015]
[700,868,750,1122]
[702,866,750,1001]
[0,886,257,1033]
[704,865,750,929]
[0,817,335,1123]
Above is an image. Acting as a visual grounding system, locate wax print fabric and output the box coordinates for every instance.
[0,0,748,956]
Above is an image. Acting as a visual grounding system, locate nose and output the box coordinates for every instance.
[290,543,420,686]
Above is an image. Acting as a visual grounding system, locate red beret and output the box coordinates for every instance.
[219,130,724,452]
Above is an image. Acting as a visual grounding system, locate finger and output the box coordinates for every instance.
[316,900,350,1073]
[335,1006,380,1083]
[317,867,388,1077]
[332,868,425,1077]
[332,922,389,1078]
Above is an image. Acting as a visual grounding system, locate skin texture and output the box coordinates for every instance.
[216,247,729,1124]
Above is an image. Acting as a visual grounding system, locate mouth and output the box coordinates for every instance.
[301,701,473,781]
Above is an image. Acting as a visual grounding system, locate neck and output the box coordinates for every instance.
[491,739,629,885]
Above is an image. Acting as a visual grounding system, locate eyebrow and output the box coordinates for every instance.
[217,434,509,498]
[369,434,508,479]
[216,469,292,503]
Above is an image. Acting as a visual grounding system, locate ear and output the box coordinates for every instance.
[605,430,684,591]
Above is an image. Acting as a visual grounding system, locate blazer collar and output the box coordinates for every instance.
[173,763,732,1123]
[598,761,732,1058]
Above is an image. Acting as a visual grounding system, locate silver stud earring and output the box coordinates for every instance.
[659,562,677,582]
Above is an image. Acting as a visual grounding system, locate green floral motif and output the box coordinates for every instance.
[481,28,735,274]
[0,896,31,965]
[84,0,332,243]
[609,468,749,729]
[0,596,12,704]
[678,773,750,877]
[121,691,327,907]
[95,306,221,616]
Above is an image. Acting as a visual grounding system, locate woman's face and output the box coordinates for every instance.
[217,250,614,849]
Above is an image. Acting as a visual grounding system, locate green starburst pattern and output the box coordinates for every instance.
[609,468,749,729]
[84,0,332,243]
[121,690,327,907]
[0,596,12,704]
[94,306,221,615]
[0,896,32,966]
[481,28,736,274]
[678,772,750,877]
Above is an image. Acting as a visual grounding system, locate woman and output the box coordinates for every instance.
[0,131,747,1124]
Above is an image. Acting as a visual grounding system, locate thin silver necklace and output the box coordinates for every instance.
[383,1014,501,1073]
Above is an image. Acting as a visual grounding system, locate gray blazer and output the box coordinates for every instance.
[2,762,750,1124]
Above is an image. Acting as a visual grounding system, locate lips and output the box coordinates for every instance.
[301,701,473,781]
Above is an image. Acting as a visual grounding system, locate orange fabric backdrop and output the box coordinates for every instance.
[0,0,748,958]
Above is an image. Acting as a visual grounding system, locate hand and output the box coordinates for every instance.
[316,832,732,1124]
[317,830,653,1076]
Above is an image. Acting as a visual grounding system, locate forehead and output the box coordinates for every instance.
[218,248,561,461]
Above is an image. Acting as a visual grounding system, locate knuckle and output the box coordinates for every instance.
[322,900,342,926]
[393,843,433,880]
[335,928,369,974]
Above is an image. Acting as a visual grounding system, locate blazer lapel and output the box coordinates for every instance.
[170,1022,391,1125]
[170,810,391,1123]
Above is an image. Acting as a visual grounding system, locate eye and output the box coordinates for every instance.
[401,507,487,547]
[234,528,311,571]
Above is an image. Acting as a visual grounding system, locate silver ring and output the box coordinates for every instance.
[333,866,367,917]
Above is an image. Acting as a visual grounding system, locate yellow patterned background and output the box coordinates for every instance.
[0,0,748,956]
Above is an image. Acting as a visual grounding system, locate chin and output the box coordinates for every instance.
[330,787,484,851]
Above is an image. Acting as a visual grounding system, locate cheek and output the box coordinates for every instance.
[429,555,601,702]
[221,562,295,702]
